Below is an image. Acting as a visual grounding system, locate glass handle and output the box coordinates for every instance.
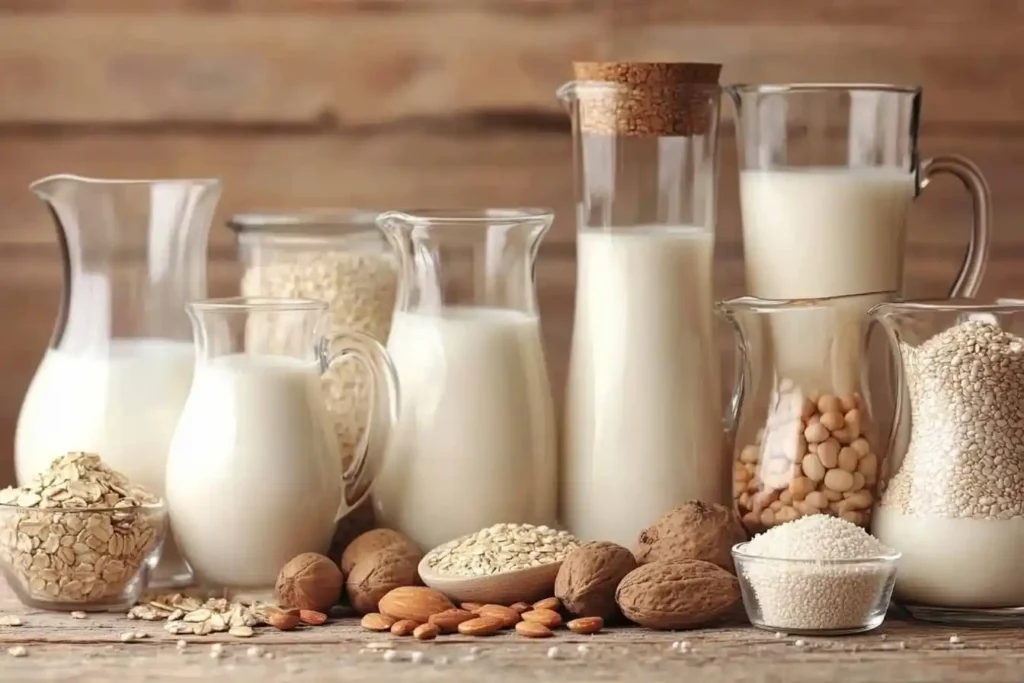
[321,331,400,515]
[919,155,993,298]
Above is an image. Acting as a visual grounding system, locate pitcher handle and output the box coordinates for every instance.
[320,331,400,516]
[918,155,992,298]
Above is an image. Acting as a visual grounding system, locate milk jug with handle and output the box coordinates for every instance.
[558,62,728,548]
[165,297,398,590]
[16,174,221,588]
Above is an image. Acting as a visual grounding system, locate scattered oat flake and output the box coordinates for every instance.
[246,646,264,658]
[794,639,808,647]
[119,632,136,643]
[0,615,23,627]
[176,640,187,650]
[70,611,87,620]
[949,635,962,645]
[383,650,402,663]
[774,631,786,639]
[263,652,274,660]
[229,626,253,638]
[547,646,561,659]
[7,646,27,658]
[410,651,426,664]
[577,644,590,654]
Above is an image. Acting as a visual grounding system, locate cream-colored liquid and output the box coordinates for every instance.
[375,307,557,550]
[15,340,194,582]
[872,509,1024,608]
[166,354,341,588]
[564,228,725,547]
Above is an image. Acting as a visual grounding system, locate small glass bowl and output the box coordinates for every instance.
[732,542,900,635]
[0,502,168,611]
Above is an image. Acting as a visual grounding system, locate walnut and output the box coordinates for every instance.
[554,541,636,620]
[345,547,423,615]
[339,528,421,575]
[635,501,748,573]
[275,552,344,612]
[615,560,740,630]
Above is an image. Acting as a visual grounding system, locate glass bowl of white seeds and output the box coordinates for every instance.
[732,515,900,635]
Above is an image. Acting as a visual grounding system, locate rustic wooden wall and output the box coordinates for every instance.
[1,0,1022,486]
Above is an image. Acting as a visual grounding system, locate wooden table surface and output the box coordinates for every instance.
[0,591,1020,683]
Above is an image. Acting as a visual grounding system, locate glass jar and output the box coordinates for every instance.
[870,300,1024,625]
[719,292,896,534]
[228,212,398,472]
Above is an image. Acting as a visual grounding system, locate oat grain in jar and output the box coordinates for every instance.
[719,292,895,533]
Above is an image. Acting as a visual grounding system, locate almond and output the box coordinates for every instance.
[567,616,604,634]
[461,602,484,613]
[515,620,553,638]
[521,609,562,628]
[299,610,328,625]
[390,619,420,636]
[509,602,531,614]
[360,613,396,632]
[457,616,504,637]
[378,586,454,623]
[413,623,439,641]
[264,607,301,631]
[428,608,477,634]
[477,604,520,628]
[533,597,561,612]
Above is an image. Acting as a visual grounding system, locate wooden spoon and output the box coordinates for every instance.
[417,555,563,606]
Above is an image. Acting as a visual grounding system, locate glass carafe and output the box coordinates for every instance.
[870,300,1024,625]
[558,62,727,547]
[15,174,221,587]
[727,84,991,300]
[374,209,557,550]
[165,297,398,590]
[719,292,895,535]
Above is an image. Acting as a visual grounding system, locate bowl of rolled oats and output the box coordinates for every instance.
[0,452,168,611]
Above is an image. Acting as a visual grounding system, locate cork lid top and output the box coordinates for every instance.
[570,61,722,137]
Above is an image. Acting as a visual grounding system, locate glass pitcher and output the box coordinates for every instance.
[869,300,1024,625]
[165,297,398,590]
[719,292,895,534]
[15,174,221,587]
[373,209,557,550]
[557,62,727,548]
[727,84,991,300]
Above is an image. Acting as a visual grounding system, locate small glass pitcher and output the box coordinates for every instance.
[869,300,1024,625]
[165,297,398,590]
[16,174,221,587]
[373,209,558,550]
[719,292,896,534]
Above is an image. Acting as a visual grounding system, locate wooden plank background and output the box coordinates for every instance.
[1,0,1022,486]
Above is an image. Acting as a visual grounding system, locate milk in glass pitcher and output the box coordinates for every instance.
[374,209,558,550]
[558,63,728,548]
[15,174,221,587]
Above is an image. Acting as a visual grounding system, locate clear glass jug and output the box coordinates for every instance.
[727,84,992,300]
[15,174,221,587]
[373,209,557,550]
[557,62,727,547]
[869,300,1024,625]
[719,292,895,535]
[166,297,398,590]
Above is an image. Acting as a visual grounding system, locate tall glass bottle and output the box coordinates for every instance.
[558,63,728,546]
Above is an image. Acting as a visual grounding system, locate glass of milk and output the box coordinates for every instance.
[373,209,558,550]
[557,62,728,547]
[727,83,992,301]
[15,174,222,588]
[165,297,399,590]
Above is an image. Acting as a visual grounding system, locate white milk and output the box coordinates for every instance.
[165,354,341,588]
[563,228,725,547]
[872,509,1024,608]
[375,307,557,550]
[15,340,194,582]
[740,168,915,300]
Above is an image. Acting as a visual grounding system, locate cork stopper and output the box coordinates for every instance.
[572,61,721,137]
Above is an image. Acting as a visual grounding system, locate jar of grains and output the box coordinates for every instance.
[870,301,1024,624]
[228,212,398,474]
[718,292,897,534]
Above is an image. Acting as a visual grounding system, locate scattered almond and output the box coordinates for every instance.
[299,610,327,626]
[413,623,440,641]
[461,602,484,613]
[478,604,520,629]
[509,602,531,614]
[521,609,562,628]
[567,616,604,634]
[515,620,554,638]
[360,613,396,632]
[264,607,301,631]
[533,597,561,612]
[457,616,504,637]
[390,619,420,636]
[378,587,454,623]
[428,609,477,634]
